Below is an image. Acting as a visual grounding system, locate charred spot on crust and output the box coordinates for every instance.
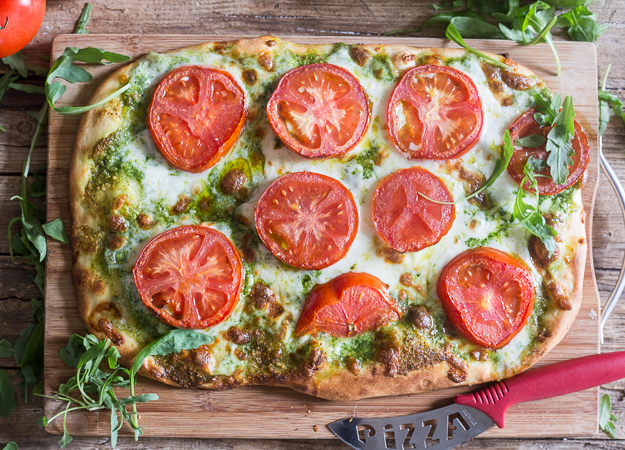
[421,54,443,66]
[535,327,552,343]
[239,233,257,263]
[441,319,461,338]
[446,353,469,383]
[258,51,274,72]
[266,39,277,47]
[213,41,227,54]
[469,349,489,362]
[374,330,401,376]
[136,213,153,229]
[546,279,572,311]
[112,195,128,210]
[501,70,537,91]
[481,63,514,107]
[249,282,276,310]
[224,326,250,345]
[108,234,126,250]
[91,134,119,159]
[301,344,326,378]
[345,356,361,375]
[97,318,125,346]
[399,273,412,287]
[401,53,417,64]
[108,214,128,232]
[221,169,248,196]
[241,69,258,86]
[376,246,405,264]
[171,196,191,214]
[349,46,371,66]
[267,302,285,319]
[529,235,559,267]
[407,305,433,330]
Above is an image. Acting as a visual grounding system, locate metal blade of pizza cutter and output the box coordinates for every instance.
[327,403,495,450]
[599,135,625,343]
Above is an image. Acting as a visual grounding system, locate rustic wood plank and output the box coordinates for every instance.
[1,0,624,447]
[40,34,600,442]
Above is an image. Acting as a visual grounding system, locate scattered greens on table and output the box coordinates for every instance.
[387,0,608,76]
[600,393,618,438]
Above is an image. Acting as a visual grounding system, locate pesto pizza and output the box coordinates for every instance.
[70,36,589,400]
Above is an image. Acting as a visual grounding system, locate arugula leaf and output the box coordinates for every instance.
[533,92,561,126]
[42,218,70,244]
[445,23,513,70]
[41,334,159,446]
[2,53,28,78]
[599,393,618,438]
[451,16,506,38]
[0,369,16,418]
[7,82,46,95]
[2,442,18,450]
[598,65,625,137]
[558,5,607,42]
[74,3,92,34]
[416,130,514,205]
[13,304,44,403]
[46,47,131,115]
[511,156,557,255]
[0,339,14,358]
[130,329,214,377]
[515,134,547,147]
[545,95,575,185]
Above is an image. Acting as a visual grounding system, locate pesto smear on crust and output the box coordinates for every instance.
[75,38,582,388]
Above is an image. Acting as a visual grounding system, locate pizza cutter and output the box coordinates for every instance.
[328,351,625,450]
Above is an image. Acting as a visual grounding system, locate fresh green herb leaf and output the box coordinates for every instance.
[130,329,214,378]
[417,130,514,205]
[0,369,16,418]
[46,47,131,115]
[445,22,513,70]
[558,5,607,42]
[599,393,618,438]
[2,442,18,450]
[42,334,159,446]
[7,82,46,95]
[74,3,92,34]
[533,92,561,126]
[13,318,44,402]
[0,125,6,132]
[511,156,557,255]
[450,16,506,38]
[598,65,625,137]
[545,95,575,185]
[42,218,70,244]
[515,134,547,147]
[2,53,28,78]
[0,339,14,358]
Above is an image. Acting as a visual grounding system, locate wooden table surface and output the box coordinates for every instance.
[1,1,624,448]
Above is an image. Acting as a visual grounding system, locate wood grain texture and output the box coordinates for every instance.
[41,34,600,441]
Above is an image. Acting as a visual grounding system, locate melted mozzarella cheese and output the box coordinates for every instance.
[106,45,579,376]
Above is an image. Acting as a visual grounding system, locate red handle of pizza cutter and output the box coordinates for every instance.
[455,351,625,428]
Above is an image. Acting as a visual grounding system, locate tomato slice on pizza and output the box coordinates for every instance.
[133,225,243,329]
[387,65,483,160]
[507,109,590,195]
[295,272,401,338]
[148,66,246,173]
[266,63,370,158]
[255,172,359,270]
[437,247,535,349]
[372,167,455,253]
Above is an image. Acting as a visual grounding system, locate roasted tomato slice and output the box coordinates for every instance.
[255,172,358,270]
[437,247,535,349]
[507,109,590,195]
[133,225,243,329]
[266,63,370,158]
[295,272,401,337]
[148,66,246,173]
[387,65,483,160]
[372,167,455,253]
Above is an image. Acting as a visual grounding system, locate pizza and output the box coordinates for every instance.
[69,36,589,400]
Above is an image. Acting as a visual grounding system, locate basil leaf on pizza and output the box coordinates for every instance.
[69,36,589,400]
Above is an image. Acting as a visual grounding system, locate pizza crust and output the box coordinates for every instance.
[70,36,586,400]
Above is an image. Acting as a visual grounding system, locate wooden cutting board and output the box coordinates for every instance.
[44,35,600,440]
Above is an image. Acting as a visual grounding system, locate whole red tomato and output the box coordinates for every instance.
[0,0,46,59]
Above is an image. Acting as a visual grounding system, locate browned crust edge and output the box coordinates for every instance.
[69,35,583,400]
